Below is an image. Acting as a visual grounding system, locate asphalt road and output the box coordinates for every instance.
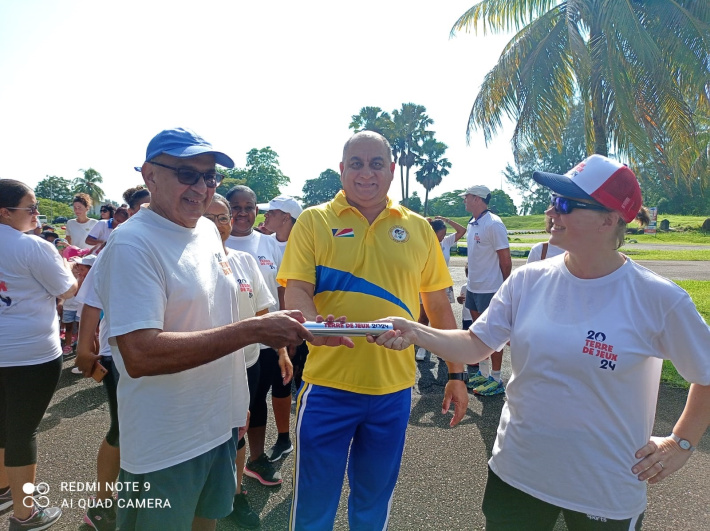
[2,256,707,530]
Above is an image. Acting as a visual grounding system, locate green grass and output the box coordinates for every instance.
[621,249,710,260]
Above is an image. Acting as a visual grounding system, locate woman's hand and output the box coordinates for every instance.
[632,435,693,484]
[367,317,418,350]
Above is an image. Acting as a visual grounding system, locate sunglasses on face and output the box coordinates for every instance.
[550,195,608,215]
[149,161,224,188]
[203,213,231,225]
[6,203,40,215]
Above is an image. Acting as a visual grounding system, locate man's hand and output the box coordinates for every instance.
[75,345,100,377]
[256,310,315,350]
[443,380,468,427]
[632,435,693,484]
[309,315,355,348]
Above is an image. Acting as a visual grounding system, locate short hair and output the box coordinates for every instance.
[0,179,31,209]
[123,185,151,210]
[225,185,257,204]
[100,204,116,218]
[211,193,232,215]
[429,219,446,232]
[342,131,393,164]
[73,193,93,209]
[114,206,129,222]
[481,193,491,205]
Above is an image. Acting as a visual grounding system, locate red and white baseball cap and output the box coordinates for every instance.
[532,154,642,223]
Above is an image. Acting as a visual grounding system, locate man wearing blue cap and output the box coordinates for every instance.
[95,128,315,531]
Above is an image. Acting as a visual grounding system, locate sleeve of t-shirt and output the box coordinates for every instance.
[527,243,543,263]
[96,242,167,338]
[470,271,516,351]
[277,210,317,286]
[419,226,453,293]
[244,254,276,312]
[442,232,457,248]
[491,221,510,251]
[654,294,710,385]
[87,221,106,240]
[28,239,75,297]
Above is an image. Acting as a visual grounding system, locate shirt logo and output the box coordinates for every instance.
[332,228,354,238]
[0,280,11,307]
[215,253,232,276]
[236,278,254,298]
[258,256,276,270]
[581,329,618,371]
[389,225,409,243]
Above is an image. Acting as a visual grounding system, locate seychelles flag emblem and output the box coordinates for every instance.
[332,228,354,238]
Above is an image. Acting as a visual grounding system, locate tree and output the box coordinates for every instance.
[302,169,342,207]
[392,103,433,204]
[73,168,105,204]
[452,1,710,188]
[349,107,394,138]
[407,192,422,213]
[415,138,451,216]
[242,147,290,202]
[35,176,73,204]
[427,190,469,218]
[216,174,247,197]
[489,189,517,216]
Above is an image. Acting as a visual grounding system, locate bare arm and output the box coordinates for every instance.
[85,235,104,246]
[116,310,313,378]
[436,216,466,241]
[58,281,78,300]
[75,304,102,376]
[497,248,512,280]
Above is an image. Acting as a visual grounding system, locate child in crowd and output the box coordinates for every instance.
[59,256,93,355]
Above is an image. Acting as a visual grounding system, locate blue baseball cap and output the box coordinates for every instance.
[144,127,235,168]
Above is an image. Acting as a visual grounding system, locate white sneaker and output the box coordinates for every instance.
[71,367,82,375]
[415,347,427,361]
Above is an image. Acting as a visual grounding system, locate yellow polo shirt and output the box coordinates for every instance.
[278,191,452,395]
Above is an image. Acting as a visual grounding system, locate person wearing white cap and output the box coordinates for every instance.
[460,184,511,396]
[372,154,710,529]
[258,195,303,253]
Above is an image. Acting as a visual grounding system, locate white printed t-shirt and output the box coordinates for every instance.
[227,249,275,368]
[65,218,98,249]
[95,208,248,474]
[226,231,282,313]
[440,232,457,265]
[472,255,710,519]
[527,241,564,263]
[466,211,509,293]
[0,225,75,366]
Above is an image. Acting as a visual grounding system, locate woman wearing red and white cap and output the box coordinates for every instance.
[372,155,710,529]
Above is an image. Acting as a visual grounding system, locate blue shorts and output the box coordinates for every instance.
[116,437,237,530]
[465,291,495,314]
[61,309,80,323]
[290,383,411,530]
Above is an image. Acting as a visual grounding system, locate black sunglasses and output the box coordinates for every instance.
[550,195,608,215]
[148,161,224,188]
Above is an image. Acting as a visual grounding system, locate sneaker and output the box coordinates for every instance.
[62,346,73,355]
[84,503,116,531]
[265,439,293,462]
[473,377,506,396]
[0,487,12,513]
[466,371,488,390]
[71,367,82,375]
[415,347,427,361]
[244,454,282,487]
[229,491,260,529]
[8,504,61,531]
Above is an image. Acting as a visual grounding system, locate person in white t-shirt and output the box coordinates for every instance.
[65,193,98,250]
[85,207,129,250]
[204,194,276,529]
[415,216,466,361]
[374,155,710,530]
[0,179,78,530]
[94,128,314,531]
[224,185,291,489]
[527,217,564,263]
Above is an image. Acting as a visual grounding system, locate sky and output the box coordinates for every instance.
[0,0,519,208]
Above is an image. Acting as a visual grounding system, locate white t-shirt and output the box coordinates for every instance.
[472,255,710,519]
[0,224,75,366]
[95,208,248,474]
[440,232,457,266]
[459,285,472,322]
[75,256,111,357]
[87,219,118,243]
[226,231,282,313]
[271,234,288,257]
[65,218,98,249]
[466,211,509,293]
[527,241,564,263]
[227,249,275,368]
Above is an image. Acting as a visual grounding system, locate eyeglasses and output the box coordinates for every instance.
[149,161,224,188]
[550,195,608,215]
[203,213,231,225]
[5,203,40,215]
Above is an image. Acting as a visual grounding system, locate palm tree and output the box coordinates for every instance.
[73,168,105,206]
[415,138,451,215]
[349,106,401,181]
[392,103,434,204]
[452,1,710,187]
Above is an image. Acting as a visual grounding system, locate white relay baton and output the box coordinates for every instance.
[304,321,394,337]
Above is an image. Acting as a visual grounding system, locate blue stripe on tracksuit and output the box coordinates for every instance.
[290,383,412,531]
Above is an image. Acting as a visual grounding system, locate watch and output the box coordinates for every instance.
[669,433,696,451]
[448,372,468,382]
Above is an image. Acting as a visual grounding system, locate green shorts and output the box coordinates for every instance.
[116,436,237,530]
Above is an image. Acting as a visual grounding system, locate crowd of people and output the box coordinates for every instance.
[0,127,708,531]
